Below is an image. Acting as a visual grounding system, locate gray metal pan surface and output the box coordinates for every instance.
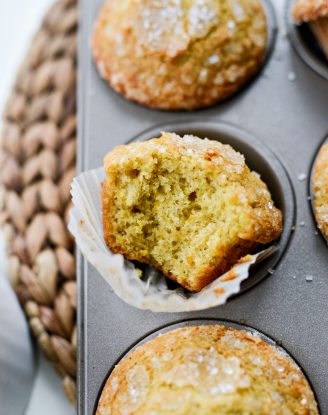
[78,0,328,413]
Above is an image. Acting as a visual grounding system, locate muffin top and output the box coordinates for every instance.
[313,142,328,239]
[92,0,267,110]
[292,0,328,22]
[96,325,318,415]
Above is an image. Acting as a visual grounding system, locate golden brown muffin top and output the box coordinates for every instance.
[96,325,318,415]
[292,0,328,22]
[93,0,267,110]
[313,142,328,239]
[104,132,246,173]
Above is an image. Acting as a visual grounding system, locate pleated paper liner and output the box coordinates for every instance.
[69,167,278,313]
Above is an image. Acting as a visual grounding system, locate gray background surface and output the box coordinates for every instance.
[78,0,328,413]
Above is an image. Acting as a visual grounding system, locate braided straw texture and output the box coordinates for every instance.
[0,0,78,405]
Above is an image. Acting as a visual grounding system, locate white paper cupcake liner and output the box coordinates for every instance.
[68,168,277,312]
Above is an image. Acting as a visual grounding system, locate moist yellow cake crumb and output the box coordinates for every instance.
[96,325,319,415]
[102,132,282,292]
[92,0,268,110]
[313,142,328,238]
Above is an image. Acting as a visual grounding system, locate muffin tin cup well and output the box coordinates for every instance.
[130,120,295,295]
[286,0,328,81]
[258,0,278,69]
[309,135,328,243]
[94,318,319,414]
[79,0,328,412]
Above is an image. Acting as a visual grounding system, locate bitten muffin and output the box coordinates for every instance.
[96,325,319,415]
[102,132,282,292]
[292,0,328,59]
[92,0,268,110]
[313,142,328,239]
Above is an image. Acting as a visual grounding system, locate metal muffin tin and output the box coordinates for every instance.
[78,0,328,413]
[93,319,318,414]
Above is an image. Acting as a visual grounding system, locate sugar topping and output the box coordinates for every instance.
[207,54,220,65]
[187,0,219,38]
[98,405,111,415]
[136,0,189,57]
[230,0,245,21]
[199,68,208,82]
[110,376,119,393]
[214,73,224,85]
[117,365,149,414]
[158,345,251,395]
[161,133,245,169]
[227,20,236,30]
[134,0,219,57]
[221,331,247,349]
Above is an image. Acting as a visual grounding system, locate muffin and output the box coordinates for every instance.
[313,142,328,239]
[92,0,268,110]
[292,0,328,59]
[102,132,282,292]
[96,325,319,415]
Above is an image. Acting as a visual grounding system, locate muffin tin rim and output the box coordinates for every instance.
[286,0,328,81]
[262,0,279,64]
[128,118,296,296]
[94,317,320,414]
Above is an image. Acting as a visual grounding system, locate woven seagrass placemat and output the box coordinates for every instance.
[0,0,77,405]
